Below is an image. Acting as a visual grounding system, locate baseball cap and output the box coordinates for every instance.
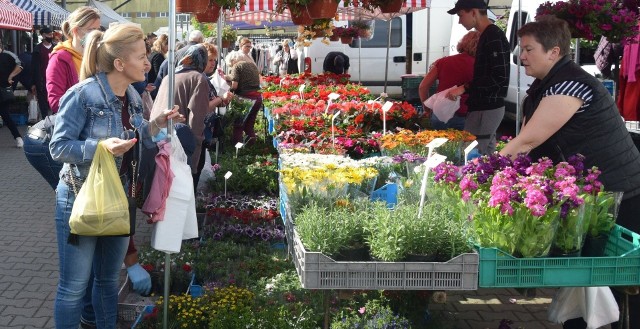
[447,0,488,15]
[40,27,52,35]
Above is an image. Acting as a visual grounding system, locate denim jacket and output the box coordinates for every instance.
[50,71,156,188]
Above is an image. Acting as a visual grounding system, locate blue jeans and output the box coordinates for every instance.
[23,136,63,190]
[54,181,128,329]
[431,113,466,131]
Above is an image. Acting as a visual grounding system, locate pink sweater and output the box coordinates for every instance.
[142,141,173,222]
[46,49,79,113]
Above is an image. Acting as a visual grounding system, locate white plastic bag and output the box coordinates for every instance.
[210,69,230,96]
[423,86,460,124]
[28,98,39,123]
[548,287,619,329]
[151,133,199,253]
[197,151,213,192]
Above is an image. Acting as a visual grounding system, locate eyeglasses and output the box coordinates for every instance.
[120,112,144,140]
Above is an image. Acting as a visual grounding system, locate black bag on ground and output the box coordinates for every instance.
[0,87,15,103]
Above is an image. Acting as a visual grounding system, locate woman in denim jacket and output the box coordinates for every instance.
[49,23,183,329]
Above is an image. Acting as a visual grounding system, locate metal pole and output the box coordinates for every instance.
[384,19,391,93]
[425,7,431,73]
[515,0,522,135]
[358,37,361,83]
[163,1,177,328]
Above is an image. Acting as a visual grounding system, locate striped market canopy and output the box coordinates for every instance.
[10,0,68,27]
[226,0,431,22]
[0,0,33,30]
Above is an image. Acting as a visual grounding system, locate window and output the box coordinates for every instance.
[509,11,528,53]
[348,18,402,48]
[120,12,131,18]
[138,12,149,18]
[177,14,191,22]
[158,12,168,18]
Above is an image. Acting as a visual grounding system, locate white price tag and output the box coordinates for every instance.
[382,101,393,113]
[235,142,244,149]
[426,137,448,149]
[298,84,306,99]
[464,140,479,155]
[328,93,340,101]
[224,171,232,179]
[425,154,447,168]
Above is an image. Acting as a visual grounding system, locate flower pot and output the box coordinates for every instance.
[289,5,313,26]
[340,36,353,44]
[551,204,586,256]
[176,0,210,13]
[329,34,340,41]
[334,246,370,261]
[515,205,561,258]
[549,247,581,258]
[195,4,221,23]
[222,40,231,48]
[378,0,404,13]
[306,0,339,19]
[581,234,609,257]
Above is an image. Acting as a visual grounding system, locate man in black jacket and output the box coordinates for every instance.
[31,27,55,119]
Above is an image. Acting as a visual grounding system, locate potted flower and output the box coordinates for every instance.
[294,200,369,260]
[358,0,406,14]
[276,0,350,21]
[363,201,416,261]
[213,25,238,48]
[536,0,639,42]
[333,26,360,44]
[350,20,374,40]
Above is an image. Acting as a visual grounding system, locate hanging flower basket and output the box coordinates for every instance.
[289,5,313,26]
[176,0,210,13]
[306,0,339,19]
[222,40,232,48]
[377,0,404,13]
[340,36,353,44]
[195,4,222,22]
[312,28,327,39]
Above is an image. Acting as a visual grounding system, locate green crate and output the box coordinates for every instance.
[478,225,640,288]
[401,75,424,89]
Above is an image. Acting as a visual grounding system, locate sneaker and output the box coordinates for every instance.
[15,137,23,148]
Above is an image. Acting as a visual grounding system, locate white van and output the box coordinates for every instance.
[302,0,457,96]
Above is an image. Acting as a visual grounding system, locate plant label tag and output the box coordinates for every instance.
[235,142,244,149]
[332,111,341,121]
[298,84,305,99]
[328,93,340,101]
[382,101,393,113]
[367,100,376,104]
[463,140,478,155]
[224,171,232,180]
[426,137,448,149]
[463,140,479,165]
[425,154,446,168]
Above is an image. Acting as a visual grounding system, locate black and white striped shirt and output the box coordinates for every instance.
[543,81,593,112]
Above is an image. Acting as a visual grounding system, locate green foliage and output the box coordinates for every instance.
[206,153,278,196]
[332,298,412,329]
[294,200,371,257]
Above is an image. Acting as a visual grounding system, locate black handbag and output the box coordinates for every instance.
[0,87,15,103]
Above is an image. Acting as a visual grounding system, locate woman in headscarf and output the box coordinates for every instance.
[151,44,211,188]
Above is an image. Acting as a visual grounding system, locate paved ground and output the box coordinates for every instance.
[0,124,609,329]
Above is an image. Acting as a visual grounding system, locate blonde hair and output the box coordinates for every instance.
[202,42,218,59]
[61,6,100,41]
[80,23,145,80]
[282,39,292,47]
[457,31,480,57]
[151,34,168,53]
[239,37,252,47]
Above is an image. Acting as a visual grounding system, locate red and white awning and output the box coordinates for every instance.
[0,0,33,30]
[226,0,430,22]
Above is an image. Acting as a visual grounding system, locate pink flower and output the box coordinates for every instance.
[359,307,366,314]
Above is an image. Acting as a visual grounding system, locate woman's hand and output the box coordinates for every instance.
[446,85,466,100]
[150,105,185,136]
[103,137,137,157]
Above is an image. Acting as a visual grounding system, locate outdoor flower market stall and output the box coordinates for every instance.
[128,71,640,329]
[129,0,640,327]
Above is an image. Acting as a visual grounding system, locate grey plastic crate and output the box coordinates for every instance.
[285,211,478,290]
